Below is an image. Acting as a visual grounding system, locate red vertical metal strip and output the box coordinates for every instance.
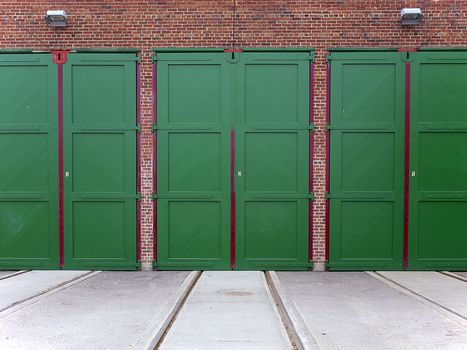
[136,53,141,263]
[325,62,331,263]
[309,62,314,265]
[58,63,64,269]
[152,62,158,265]
[53,51,68,269]
[403,62,411,270]
[230,129,236,269]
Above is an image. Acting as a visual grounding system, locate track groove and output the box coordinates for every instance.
[153,271,203,350]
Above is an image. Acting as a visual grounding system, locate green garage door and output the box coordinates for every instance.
[409,50,467,270]
[235,51,309,270]
[155,49,310,270]
[0,54,59,269]
[63,53,138,270]
[328,51,405,270]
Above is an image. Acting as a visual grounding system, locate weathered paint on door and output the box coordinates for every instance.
[0,54,59,269]
[408,50,467,270]
[328,51,405,270]
[155,49,311,270]
[235,51,309,270]
[62,53,138,270]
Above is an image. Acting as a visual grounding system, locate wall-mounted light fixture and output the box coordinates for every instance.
[44,10,67,27]
[401,8,422,26]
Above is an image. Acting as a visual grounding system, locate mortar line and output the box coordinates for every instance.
[153,271,203,349]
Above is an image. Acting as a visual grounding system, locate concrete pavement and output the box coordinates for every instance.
[1,270,467,350]
[0,270,90,312]
[0,271,190,350]
[378,271,467,319]
[0,271,14,278]
[276,272,467,350]
[0,271,25,280]
[159,271,292,350]
[452,272,467,279]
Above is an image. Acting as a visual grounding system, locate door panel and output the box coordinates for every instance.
[329,52,405,270]
[63,53,137,270]
[409,52,467,270]
[235,52,309,270]
[0,54,58,269]
[156,53,231,270]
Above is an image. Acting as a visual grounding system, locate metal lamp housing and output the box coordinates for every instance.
[400,8,422,26]
[45,10,67,27]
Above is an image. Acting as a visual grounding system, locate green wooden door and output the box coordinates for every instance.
[155,49,310,270]
[328,51,405,270]
[63,53,138,270]
[235,51,309,270]
[409,51,467,270]
[156,51,232,270]
[0,54,59,269]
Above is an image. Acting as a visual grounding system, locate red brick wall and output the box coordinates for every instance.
[2,1,466,267]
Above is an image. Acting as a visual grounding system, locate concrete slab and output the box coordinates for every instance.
[0,271,15,277]
[378,271,467,319]
[277,272,467,350]
[0,271,190,350]
[160,271,291,350]
[0,271,25,280]
[452,272,467,279]
[0,270,89,312]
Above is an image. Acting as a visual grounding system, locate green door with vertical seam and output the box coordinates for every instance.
[329,51,405,270]
[63,53,138,270]
[155,49,311,270]
[409,50,467,270]
[235,51,309,270]
[0,53,59,269]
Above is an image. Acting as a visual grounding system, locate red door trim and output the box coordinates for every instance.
[230,129,236,269]
[403,62,411,270]
[52,51,69,269]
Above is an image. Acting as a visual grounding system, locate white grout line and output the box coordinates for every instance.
[137,271,202,350]
[265,271,320,350]
[0,271,100,318]
[367,271,467,328]
[440,271,467,283]
[0,270,29,281]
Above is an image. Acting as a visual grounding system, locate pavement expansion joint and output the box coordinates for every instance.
[369,271,467,325]
[0,271,99,317]
[264,271,302,350]
[440,271,467,283]
[0,270,29,281]
[152,271,203,350]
